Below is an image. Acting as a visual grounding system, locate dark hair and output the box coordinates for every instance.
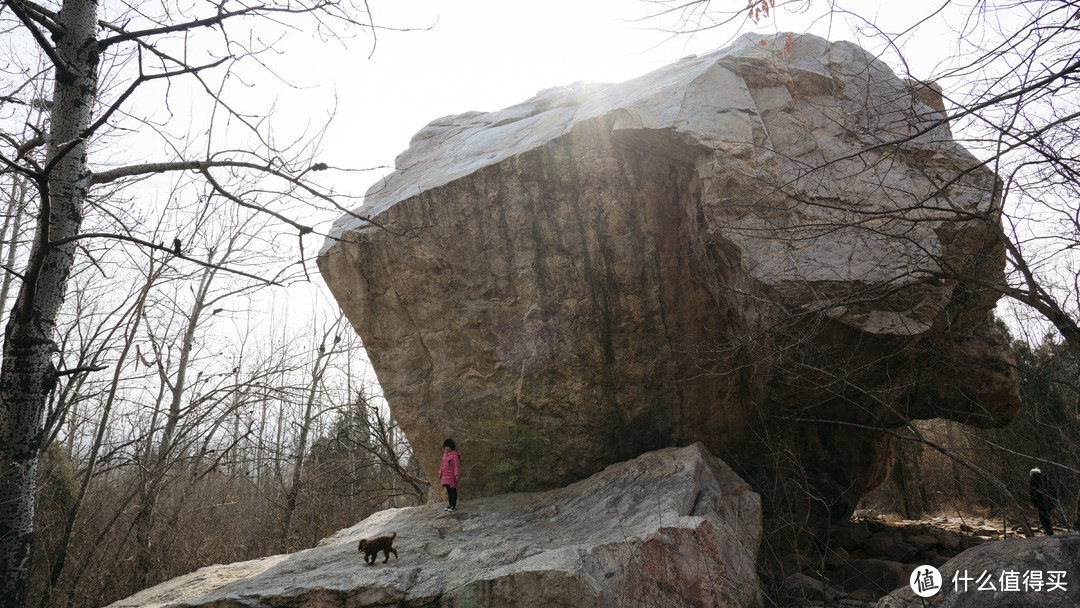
[443,438,456,449]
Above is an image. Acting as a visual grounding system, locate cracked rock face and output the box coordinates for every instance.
[318,32,1019,516]
[108,445,762,608]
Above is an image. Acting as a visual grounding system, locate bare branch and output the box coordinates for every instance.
[80,56,230,144]
[45,232,287,285]
[54,364,109,377]
[198,168,313,236]
[3,0,67,74]
[98,6,265,50]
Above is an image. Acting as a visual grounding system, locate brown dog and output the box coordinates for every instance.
[357,532,398,565]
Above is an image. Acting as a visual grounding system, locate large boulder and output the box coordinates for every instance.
[317,32,1019,516]
[107,444,762,608]
[878,534,1080,608]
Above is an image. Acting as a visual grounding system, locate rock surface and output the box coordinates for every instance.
[318,32,1019,515]
[107,444,762,608]
[764,515,1044,607]
[877,534,1080,608]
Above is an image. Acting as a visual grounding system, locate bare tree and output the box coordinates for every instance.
[0,0,399,602]
[22,205,364,605]
[36,245,164,608]
[279,316,340,544]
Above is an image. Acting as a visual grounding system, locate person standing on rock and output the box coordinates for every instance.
[1029,467,1058,536]
[440,439,461,512]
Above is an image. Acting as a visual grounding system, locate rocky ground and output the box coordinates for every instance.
[775,513,1061,607]
[107,441,1067,608]
[107,445,764,608]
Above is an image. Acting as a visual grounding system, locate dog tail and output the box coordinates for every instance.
[390,531,397,540]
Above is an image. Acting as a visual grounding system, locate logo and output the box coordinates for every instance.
[911,565,943,598]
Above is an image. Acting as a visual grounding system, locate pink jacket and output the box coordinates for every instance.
[439,449,461,488]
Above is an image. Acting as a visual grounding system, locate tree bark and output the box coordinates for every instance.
[0,0,98,604]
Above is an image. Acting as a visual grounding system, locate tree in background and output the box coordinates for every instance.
[21,281,425,607]
[0,0,401,602]
[863,322,1080,530]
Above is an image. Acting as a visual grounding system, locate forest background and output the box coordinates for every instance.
[1,0,1078,606]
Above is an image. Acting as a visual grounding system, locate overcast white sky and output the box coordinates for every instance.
[226,0,973,325]
[95,0,979,335]
[280,0,961,206]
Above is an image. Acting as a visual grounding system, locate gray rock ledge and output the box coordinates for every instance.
[108,443,762,608]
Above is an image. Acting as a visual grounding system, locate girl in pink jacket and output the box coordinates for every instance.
[438,438,461,511]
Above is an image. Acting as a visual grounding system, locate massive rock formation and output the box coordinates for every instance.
[318,32,1019,518]
[108,445,762,608]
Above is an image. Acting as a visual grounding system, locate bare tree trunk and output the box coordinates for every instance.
[0,175,29,318]
[0,0,98,603]
[156,261,217,464]
[280,338,331,542]
[40,264,157,608]
[893,427,925,519]
[131,249,225,585]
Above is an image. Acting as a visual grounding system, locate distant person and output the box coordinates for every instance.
[1029,467,1058,536]
[439,438,461,512]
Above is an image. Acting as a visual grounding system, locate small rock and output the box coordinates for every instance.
[861,536,893,557]
[853,509,885,521]
[842,559,911,596]
[906,534,939,552]
[847,587,882,602]
[886,541,918,563]
[824,546,850,570]
[916,549,938,563]
[832,524,872,551]
[780,573,843,603]
[934,532,961,551]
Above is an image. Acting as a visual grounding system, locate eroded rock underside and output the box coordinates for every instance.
[318,32,1020,523]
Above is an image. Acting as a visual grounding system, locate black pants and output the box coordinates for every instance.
[444,485,457,509]
[1037,507,1054,535]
